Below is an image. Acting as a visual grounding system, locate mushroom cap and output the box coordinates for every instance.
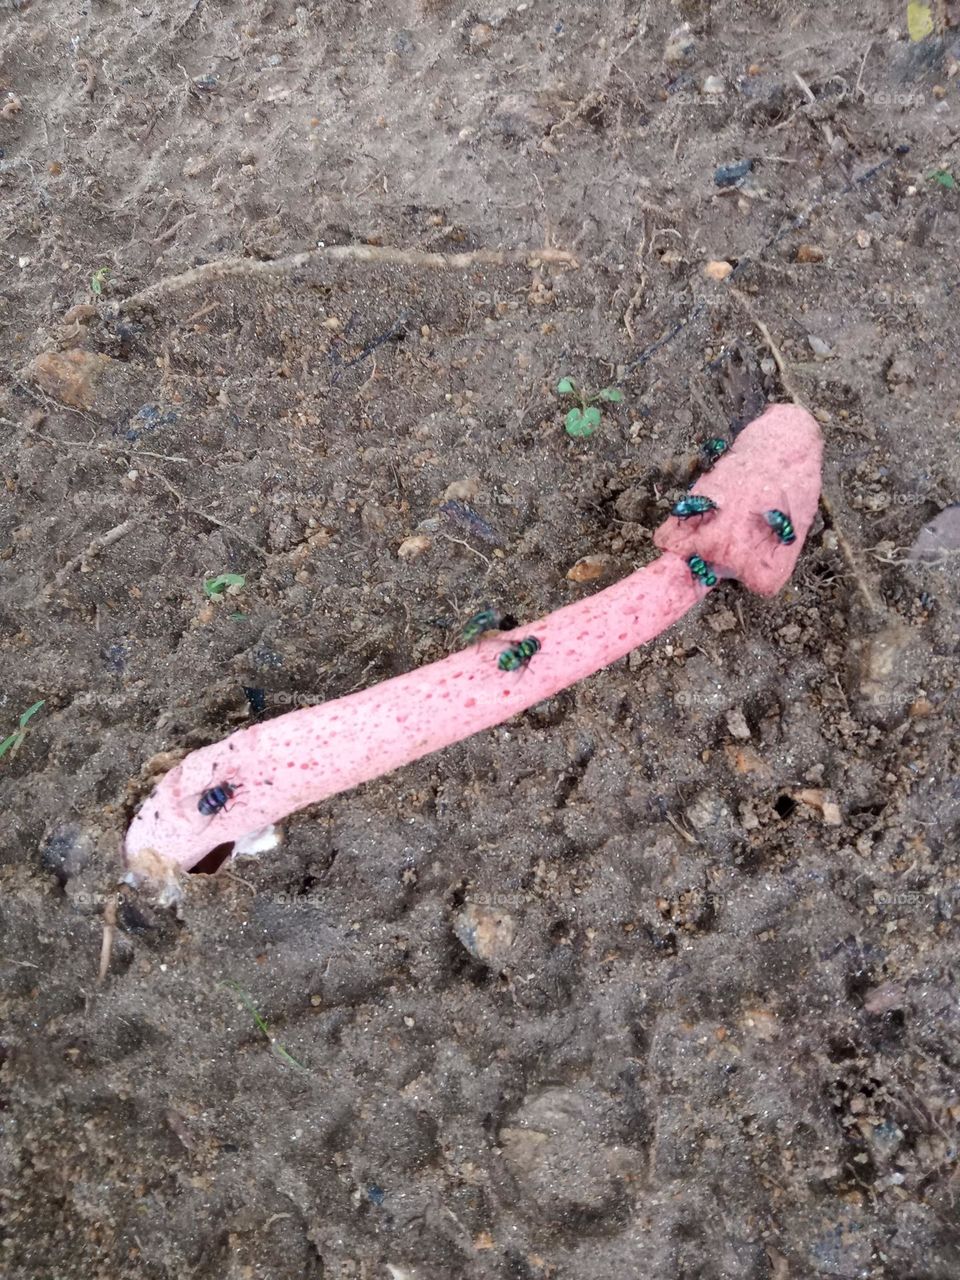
[654,402,823,596]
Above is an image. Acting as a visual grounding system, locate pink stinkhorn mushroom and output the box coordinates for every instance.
[125,403,822,880]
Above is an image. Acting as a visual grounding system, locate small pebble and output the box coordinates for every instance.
[685,791,728,831]
[795,244,825,263]
[397,534,431,559]
[863,981,905,1015]
[454,903,515,965]
[714,159,753,188]
[702,75,726,96]
[704,259,734,281]
[663,24,696,66]
[885,354,915,388]
[706,608,737,633]
[725,708,751,740]
[468,22,494,50]
[909,505,960,562]
[566,554,612,583]
[442,476,480,502]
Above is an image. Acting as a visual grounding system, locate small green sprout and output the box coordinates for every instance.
[556,376,625,438]
[0,700,45,762]
[926,168,956,191]
[90,267,111,297]
[220,981,307,1071]
[203,573,246,599]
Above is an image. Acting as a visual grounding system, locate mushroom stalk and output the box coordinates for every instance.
[125,403,823,876]
[126,556,699,873]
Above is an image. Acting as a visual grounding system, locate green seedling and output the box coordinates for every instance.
[90,267,111,297]
[0,700,45,762]
[556,376,624,438]
[203,573,246,599]
[927,168,956,191]
[220,980,307,1071]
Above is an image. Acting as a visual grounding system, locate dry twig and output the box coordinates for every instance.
[98,895,117,982]
[50,519,139,591]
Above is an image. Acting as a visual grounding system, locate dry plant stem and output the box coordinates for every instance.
[50,518,139,591]
[728,286,882,615]
[98,895,117,982]
[147,469,267,559]
[119,244,580,313]
[728,287,805,407]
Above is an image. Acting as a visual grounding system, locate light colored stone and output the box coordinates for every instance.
[26,349,114,409]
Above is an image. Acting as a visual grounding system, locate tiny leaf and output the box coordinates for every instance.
[0,731,20,761]
[18,700,45,729]
[565,406,598,438]
[928,168,956,190]
[204,573,246,598]
[906,2,934,42]
[599,387,624,403]
[556,377,576,394]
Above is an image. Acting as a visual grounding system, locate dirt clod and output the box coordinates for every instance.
[25,348,114,409]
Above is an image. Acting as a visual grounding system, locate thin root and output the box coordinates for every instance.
[438,532,493,567]
[120,244,580,314]
[729,287,883,615]
[622,275,646,341]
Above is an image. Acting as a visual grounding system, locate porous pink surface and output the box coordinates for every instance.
[654,403,823,595]
[124,401,824,873]
[125,554,700,872]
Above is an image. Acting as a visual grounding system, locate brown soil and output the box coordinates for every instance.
[2,1,959,1277]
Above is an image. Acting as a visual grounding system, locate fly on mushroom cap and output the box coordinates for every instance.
[763,509,796,545]
[687,555,718,588]
[198,780,241,817]
[672,495,718,521]
[654,402,823,597]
